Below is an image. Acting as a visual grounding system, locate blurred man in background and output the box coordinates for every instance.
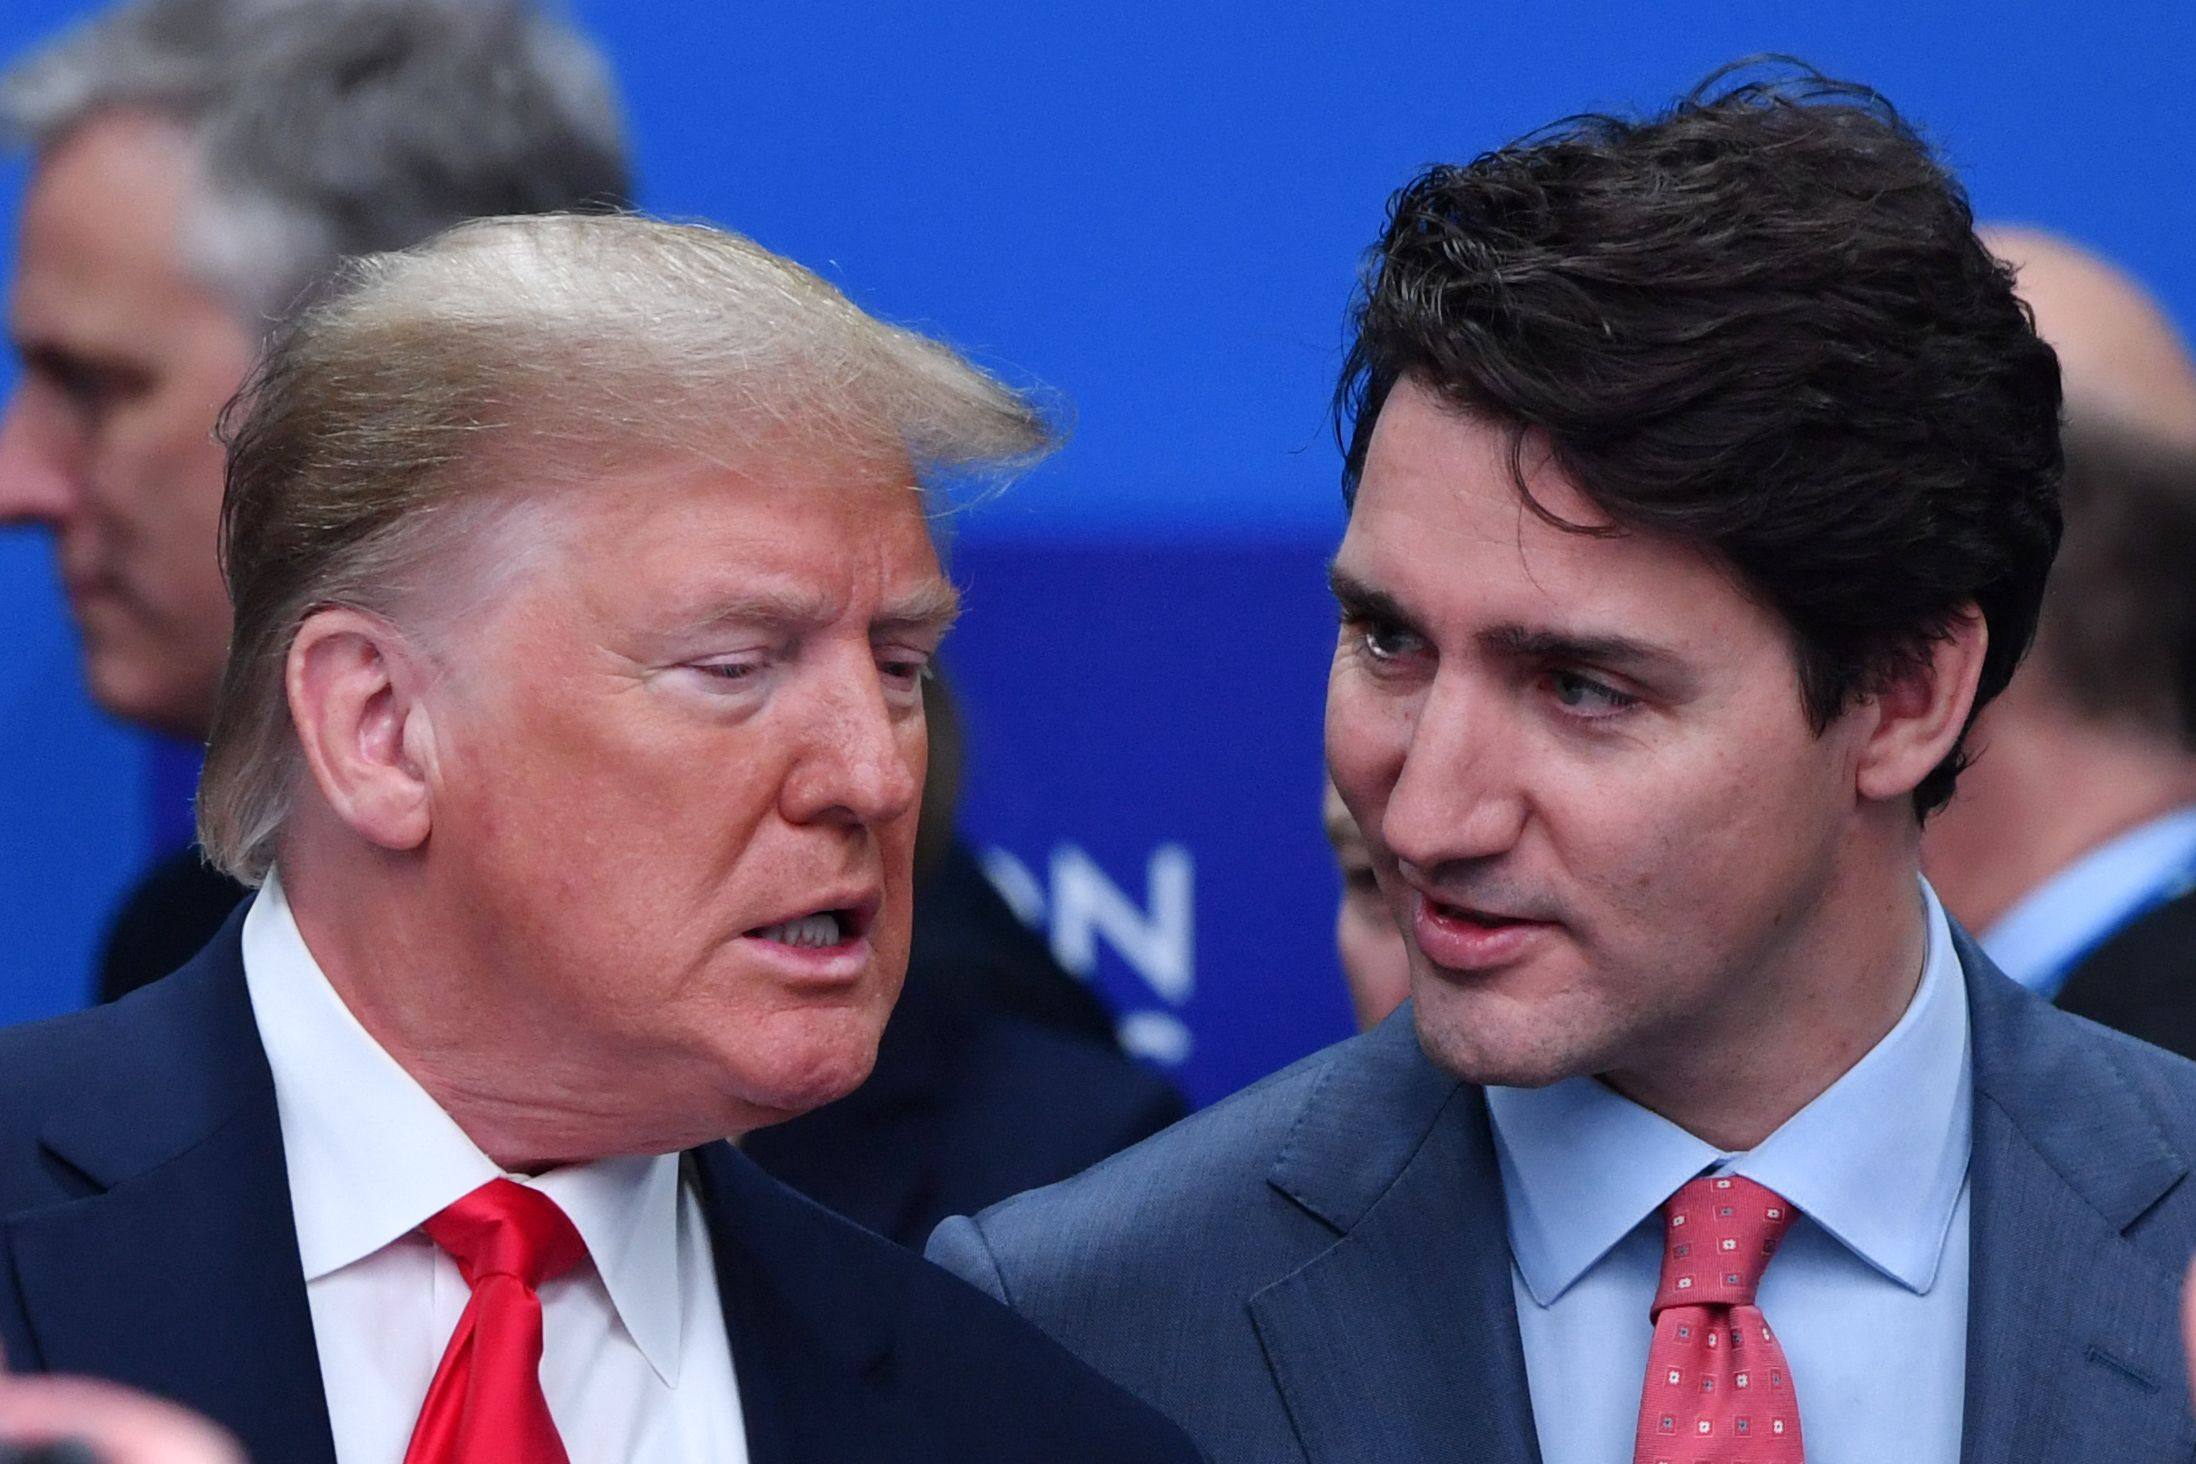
[0,0,631,997]
[1321,775,1409,1027]
[0,211,1200,1464]
[1924,229,2196,1056]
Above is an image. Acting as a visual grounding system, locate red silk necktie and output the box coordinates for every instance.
[404,1178,588,1464]
[1633,1174,1804,1463]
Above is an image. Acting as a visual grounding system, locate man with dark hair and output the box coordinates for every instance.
[1924,230,2196,1057]
[934,64,2196,1462]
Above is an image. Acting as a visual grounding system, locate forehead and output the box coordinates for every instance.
[11,111,228,349]
[1338,380,1757,645]
[515,444,948,625]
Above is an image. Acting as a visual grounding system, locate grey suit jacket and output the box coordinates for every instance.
[930,933,2196,1463]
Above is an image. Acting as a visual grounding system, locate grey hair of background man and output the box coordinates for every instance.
[0,0,629,325]
[198,212,1058,884]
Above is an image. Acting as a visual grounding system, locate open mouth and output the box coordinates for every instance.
[1430,900,1535,929]
[745,907,867,949]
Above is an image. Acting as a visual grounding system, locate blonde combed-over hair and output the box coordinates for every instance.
[199,212,1056,883]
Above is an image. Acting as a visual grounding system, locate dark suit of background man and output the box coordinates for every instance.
[0,211,1201,1464]
[0,0,1183,1251]
[935,61,2196,1463]
[1925,230,2196,1058]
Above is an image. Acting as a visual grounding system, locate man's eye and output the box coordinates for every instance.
[1354,618,1423,662]
[32,356,139,417]
[692,660,763,684]
[877,651,933,702]
[1548,670,1639,717]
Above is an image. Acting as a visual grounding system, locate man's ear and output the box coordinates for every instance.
[286,607,439,853]
[1854,606,1990,804]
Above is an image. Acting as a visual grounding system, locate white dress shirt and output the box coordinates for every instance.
[242,873,749,1464]
[1489,881,1971,1464]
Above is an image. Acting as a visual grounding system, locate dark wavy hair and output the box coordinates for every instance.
[1336,59,2063,815]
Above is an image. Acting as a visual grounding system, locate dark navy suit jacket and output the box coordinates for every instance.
[0,915,1202,1464]
[933,931,2196,1463]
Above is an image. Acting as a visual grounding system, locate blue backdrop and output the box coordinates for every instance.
[5,1,2195,1105]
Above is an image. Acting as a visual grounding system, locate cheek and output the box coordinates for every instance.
[93,405,227,561]
[1546,719,1839,953]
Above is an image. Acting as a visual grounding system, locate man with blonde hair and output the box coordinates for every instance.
[0,213,1200,1464]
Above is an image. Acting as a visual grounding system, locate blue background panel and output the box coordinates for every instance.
[944,538,1352,1108]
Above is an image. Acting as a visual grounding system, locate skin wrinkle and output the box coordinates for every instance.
[1328,380,1967,1151]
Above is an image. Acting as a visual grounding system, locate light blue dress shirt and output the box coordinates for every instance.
[1983,802,2196,998]
[1488,884,1970,1464]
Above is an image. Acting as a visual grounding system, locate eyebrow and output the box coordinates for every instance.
[686,580,962,638]
[1329,564,1688,679]
[874,581,963,637]
[1480,624,1686,678]
[1328,566,1424,637]
[12,335,140,381]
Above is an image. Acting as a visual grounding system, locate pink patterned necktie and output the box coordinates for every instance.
[1632,1174,1804,1463]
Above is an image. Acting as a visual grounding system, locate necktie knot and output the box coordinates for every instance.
[1652,1173,1795,1314]
[422,1178,587,1293]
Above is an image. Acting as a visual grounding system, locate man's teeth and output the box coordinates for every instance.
[754,912,844,948]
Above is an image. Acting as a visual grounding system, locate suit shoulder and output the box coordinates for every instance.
[884,1222,1205,1458]
[0,993,151,1117]
[962,1029,1355,1256]
[0,938,264,1212]
[716,1147,1204,1460]
[0,994,167,1205]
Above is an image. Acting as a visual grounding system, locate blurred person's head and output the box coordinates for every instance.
[198,212,1053,1167]
[1324,62,2060,1142]
[0,0,627,738]
[1322,775,1409,1028]
[1924,229,2196,930]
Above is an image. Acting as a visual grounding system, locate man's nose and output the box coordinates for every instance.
[780,661,923,830]
[1380,672,1527,873]
[0,386,80,526]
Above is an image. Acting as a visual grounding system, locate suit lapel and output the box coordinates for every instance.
[688,1141,904,1464]
[4,919,336,1464]
[1958,934,2196,1463]
[9,1100,336,1464]
[1248,1016,1540,1464]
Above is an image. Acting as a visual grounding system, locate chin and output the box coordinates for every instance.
[1411,995,1608,1091]
[85,658,204,739]
[725,1021,884,1124]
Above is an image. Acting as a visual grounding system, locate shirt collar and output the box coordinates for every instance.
[241,872,689,1384]
[1982,802,2196,994]
[1488,881,1971,1306]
